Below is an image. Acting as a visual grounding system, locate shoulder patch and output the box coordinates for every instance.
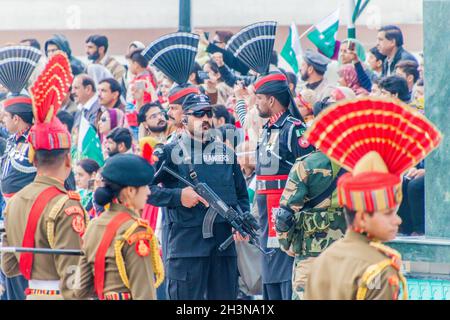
[295,127,306,138]
[298,136,311,149]
[65,205,84,216]
[67,191,81,201]
[127,231,153,245]
[64,205,86,234]
[71,214,86,234]
[135,239,150,257]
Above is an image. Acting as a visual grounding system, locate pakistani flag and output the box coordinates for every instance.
[77,117,104,166]
[307,9,340,58]
[281,23,303,74]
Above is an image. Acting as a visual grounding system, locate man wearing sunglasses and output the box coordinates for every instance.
[149,94,250,300]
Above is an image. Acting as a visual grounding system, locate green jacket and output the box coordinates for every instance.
[278,151,347,257]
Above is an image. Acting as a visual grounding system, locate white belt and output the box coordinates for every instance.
[28,280,60,291]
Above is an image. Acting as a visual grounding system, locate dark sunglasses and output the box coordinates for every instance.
[186,110,213,118]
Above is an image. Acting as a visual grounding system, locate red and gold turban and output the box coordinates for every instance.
[305,97,442,213]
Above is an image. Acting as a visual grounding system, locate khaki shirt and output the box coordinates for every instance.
[1,175,87,299]
[75,203,157,300]
[304,230,406,300]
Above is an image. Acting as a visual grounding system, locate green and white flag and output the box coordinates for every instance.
[307,9,340,58]
[77,116,104,166]
[280,22,303,73]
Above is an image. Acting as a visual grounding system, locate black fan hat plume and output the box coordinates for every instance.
[0,45,42,95]
[142,32,199,86]
[225,21,277,75]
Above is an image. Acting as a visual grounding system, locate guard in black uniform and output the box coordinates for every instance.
[254,72,314,300]
[142,32,202,299]
[225,21,315,299]
[149,94,250,300]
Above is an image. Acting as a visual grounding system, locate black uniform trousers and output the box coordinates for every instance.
[166,255,238,300]
[263,281,292,300]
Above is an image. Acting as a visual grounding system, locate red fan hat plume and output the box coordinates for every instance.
[304,97,442,213]
[28,51,74,153]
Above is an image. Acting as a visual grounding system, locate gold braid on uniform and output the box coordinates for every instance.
[46,194,89,248]
[46,195,70,248]
[114,219,164,288]
[356,241,408,300]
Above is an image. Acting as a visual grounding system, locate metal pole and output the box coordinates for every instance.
[178,0,191,32]
[0,247,83,256]
[347,0,357,39]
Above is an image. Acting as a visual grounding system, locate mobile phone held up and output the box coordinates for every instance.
[348,41,356,51]
[198,71,210,81]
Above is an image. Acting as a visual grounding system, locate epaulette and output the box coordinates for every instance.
[369,241,402,270]
[47,196,87,247]
[114,219,165,289]
[67,191,81,201]
[286,115,305,127]
[356,241,408,300]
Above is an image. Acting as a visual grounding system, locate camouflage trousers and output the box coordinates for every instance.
[291,256,316,300]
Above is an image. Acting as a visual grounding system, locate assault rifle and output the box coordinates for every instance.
[155,162,274,256]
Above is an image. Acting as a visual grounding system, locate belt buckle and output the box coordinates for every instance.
[257,180,266,190]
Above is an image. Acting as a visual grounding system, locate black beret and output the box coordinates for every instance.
[101,154,154,187]
[182,93,212,112]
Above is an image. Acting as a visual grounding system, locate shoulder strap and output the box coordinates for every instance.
[19,186,65,280]
[357,242,408,300]
[114,219,165,290]
[46,194,70,249]
[94,212,133,300]
[303,167,347,210]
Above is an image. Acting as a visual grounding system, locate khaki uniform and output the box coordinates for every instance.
[1,175,88,300]
[75,203,162,300]
[304,230,408,300]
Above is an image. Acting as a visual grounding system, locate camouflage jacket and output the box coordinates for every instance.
[277,151,347,257]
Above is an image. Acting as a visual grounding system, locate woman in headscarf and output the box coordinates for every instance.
[338,64,369,96]
[97,107,128,158]
[339,39,372,93]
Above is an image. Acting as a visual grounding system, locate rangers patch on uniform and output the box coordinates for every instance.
[298,137,311,149]
[71,214,85,234]
[136,239,150,257]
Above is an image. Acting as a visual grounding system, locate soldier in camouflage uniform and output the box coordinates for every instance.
[275,150,347,299]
